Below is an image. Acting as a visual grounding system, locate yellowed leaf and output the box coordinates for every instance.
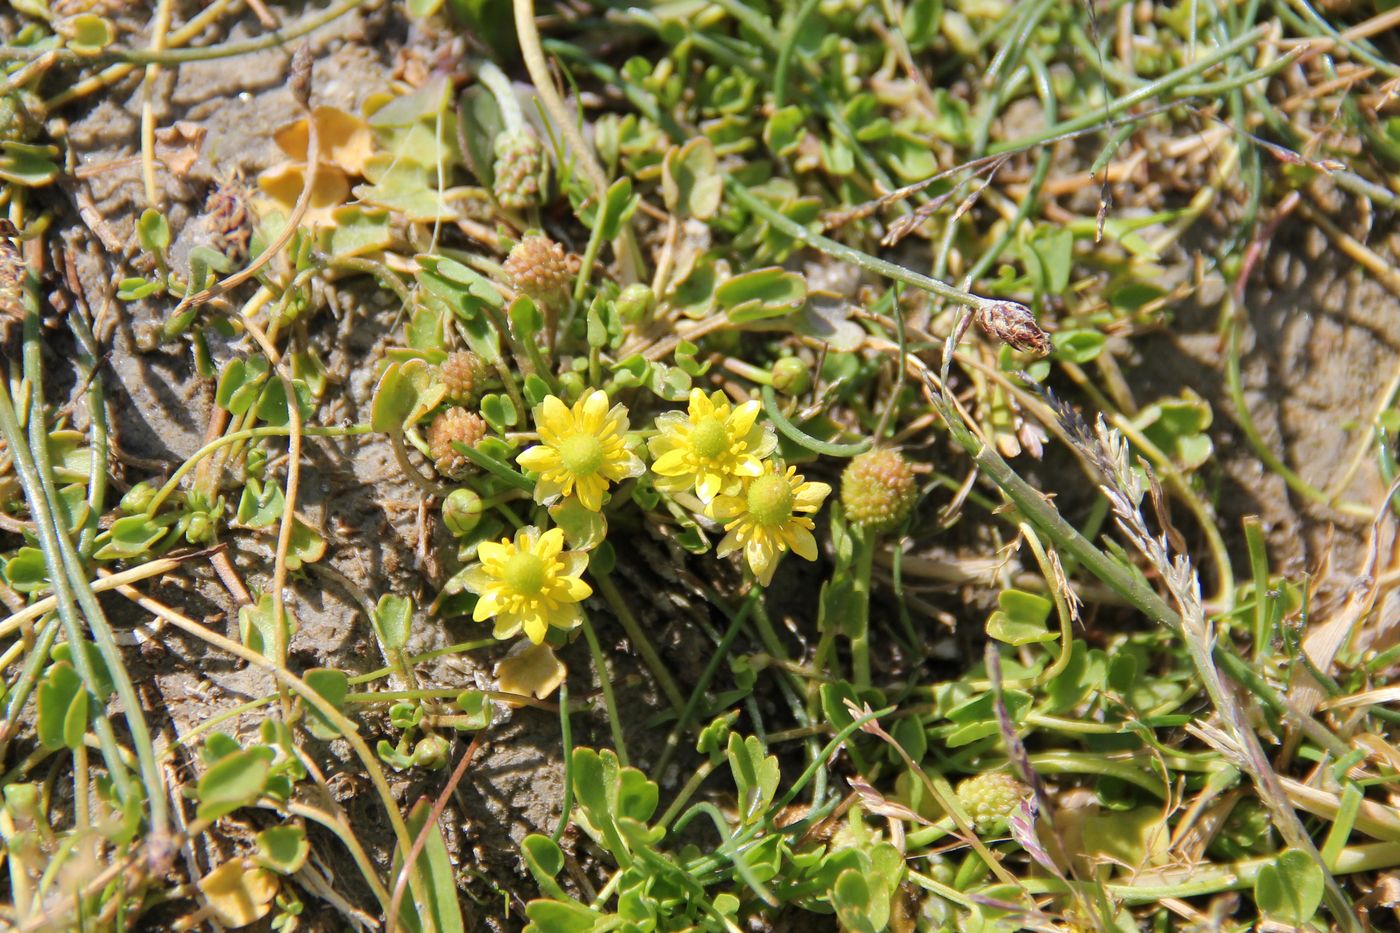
[198,859,278,928]
[273,106,374,177]
[495,641,566,701]
[256,162,350,229]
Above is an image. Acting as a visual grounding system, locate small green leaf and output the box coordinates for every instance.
[985,588,1055,646]
[549,497,607,551]
[37,661,87,751]
[764,106,806,157]
[216,356,271,416]
[0,142,60,187]
[236,479,285,529]
[256,825,309,874]
[716,266,807,323]
[4,547,50,592]
[283,518,325,571]
[597,176,638,240]
[662,138,722,220]
[1052,329,1106,364]
[1255,848,1325,926]
[197,748,274,821]
[302,668,349,741]
[453,690,493,730]
[137,209,171,255]
[727,733,780,823]
[92,515,166,561]
[371,359,446,433]
[374,594,414,650]
[66,14,114,53]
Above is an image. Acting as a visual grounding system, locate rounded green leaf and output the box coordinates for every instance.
[255,825,309,874]
[1255,848,1325,926]
[197,748,273,821]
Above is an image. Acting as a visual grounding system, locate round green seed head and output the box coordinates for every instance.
[840,448,916,533]
[559,434,605,477]
[503,551,547,596]
[955,771,1028,834]
[691,418,729,460]
[747,474,794,526]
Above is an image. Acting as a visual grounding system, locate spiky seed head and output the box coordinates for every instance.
[974,300,1051,357]
[840,448,916,533]
[956,771,1028,834]
[440,350,486,406]
[492,129,544,210]
[427,407,487,480]
[504,235,571,307]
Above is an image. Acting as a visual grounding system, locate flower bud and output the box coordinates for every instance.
[439,350,486,406]
[616,283,654,324]
[120,481,157,515]
[492,129,544,210]
[974,300,1050,357]
[426,407,487,480]
[184,512,213,544]
[955,771,1029,834]
[556,370,585,403]
[840,448,916,533]
[503,235,571,307]
[412,734,450,770]
[770,356,811,396]
[442,488,484,537]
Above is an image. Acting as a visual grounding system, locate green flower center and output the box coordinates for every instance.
[503,552,547,596]
[559,433,605,476]
[691,419,729,460]
[747,474,793,526]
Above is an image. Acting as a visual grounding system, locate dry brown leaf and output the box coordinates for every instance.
[154,121,207,177]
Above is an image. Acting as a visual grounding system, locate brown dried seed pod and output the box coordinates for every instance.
[426,407,487,480]
[974,300,1051,357]
[439,350,487,406]
[503,235,571,306]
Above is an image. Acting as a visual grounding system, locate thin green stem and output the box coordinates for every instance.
[581,615,629,765]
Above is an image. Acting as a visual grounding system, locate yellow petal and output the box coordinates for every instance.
[787,524,819,561]
[476,540,511,565]
[472,591,502,622]
[652,448,690,476]
[459,566,495,595]
[538,396,572,435]
[559,575,593,602]
[729,400,760,436]
[575,476,604,512]
[746,537,777,585]
[536,527,566,559]
[794,481,832,511]
[579,390,609,433]
[522,613,549,645]
[716,527,743,558]
[695,471,723,502]
[688,387,712,419]
[707,495,746,521]
[517,444,559,473]
[557,552,588,577]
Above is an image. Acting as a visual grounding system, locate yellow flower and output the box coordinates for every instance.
[649,389,777,503]
[462,526,592,644]
[517,390,645,511]
[707,461,831,585]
